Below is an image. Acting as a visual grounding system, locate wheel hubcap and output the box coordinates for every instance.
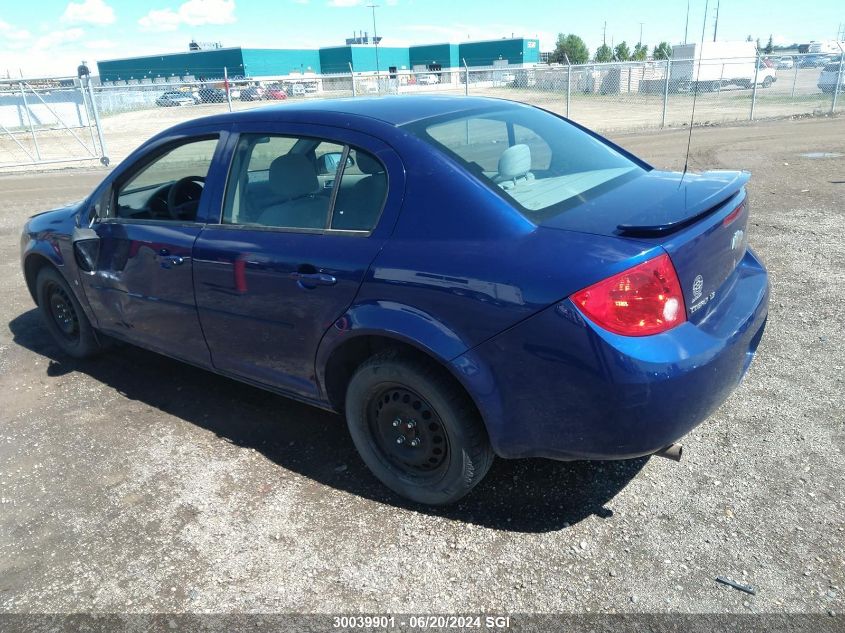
[47,283,79,341]
[369,386,448,475]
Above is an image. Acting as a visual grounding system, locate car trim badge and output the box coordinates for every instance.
[692,274,704,302]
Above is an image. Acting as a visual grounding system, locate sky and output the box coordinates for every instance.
[1,0,843,77]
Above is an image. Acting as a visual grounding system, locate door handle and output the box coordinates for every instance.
[158,249,185,268]
[289,271,337,287]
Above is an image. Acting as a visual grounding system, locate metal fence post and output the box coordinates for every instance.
[750,52,760,121]
[349,62,356,97]
[85,76,108,165]
[79,80,99,153]
[790,59,798,100]
[463,58,469,96]
[564,54,571,118]
[224,67,233,112]
[833,49,844,114]
[661,58,671,128]
[18,82,41,160]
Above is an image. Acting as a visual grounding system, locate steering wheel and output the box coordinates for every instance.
[166,176,205,220]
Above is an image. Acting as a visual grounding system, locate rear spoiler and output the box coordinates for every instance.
[617,171,750,238]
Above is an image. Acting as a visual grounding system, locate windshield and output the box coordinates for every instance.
[403,106,646,221]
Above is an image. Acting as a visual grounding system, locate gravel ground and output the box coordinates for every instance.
[0,116,843,616]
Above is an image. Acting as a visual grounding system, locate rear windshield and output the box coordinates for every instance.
[403,106,645,221]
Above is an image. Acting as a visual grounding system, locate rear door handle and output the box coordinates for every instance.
[290,271,337,287]
[157,249,184,268]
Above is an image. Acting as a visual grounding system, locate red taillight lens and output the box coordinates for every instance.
[722,202,744,227]
[572,253,686,337]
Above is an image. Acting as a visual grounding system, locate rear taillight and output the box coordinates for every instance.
[722,202,744,227]
[572,253,686,337]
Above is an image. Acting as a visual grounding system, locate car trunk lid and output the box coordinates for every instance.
[541,169,751,324]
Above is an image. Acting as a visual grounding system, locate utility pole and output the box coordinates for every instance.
[639,22,644,45]
[684,0,690,44]
[367,3,380,79]
[602,21,607,46]
[713,0,720,42]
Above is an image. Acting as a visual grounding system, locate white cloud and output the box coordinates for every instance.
[83,38,118,49]
[35,27,84,50]
[328,0,362,6]
[61,0,116,26]
[138,0,236,32]
[0,19,32,42]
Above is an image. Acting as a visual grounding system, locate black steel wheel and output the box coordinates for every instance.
[345,352,493,505]
[36,266,100,358]
[368,385,450,479]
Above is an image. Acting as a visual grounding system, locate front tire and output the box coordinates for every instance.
[36,267,100,359]
[345,353,493,505]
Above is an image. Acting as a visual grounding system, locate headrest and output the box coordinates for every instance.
[356,151,384,175]
[269,154,318,200]
[497,144,531,181]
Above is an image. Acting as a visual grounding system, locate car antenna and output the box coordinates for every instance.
[681,0,710,184]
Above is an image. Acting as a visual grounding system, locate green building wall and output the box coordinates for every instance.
[409,43,459,69]
[319,47,354,74]
[242,48,321,77]
[97,48,246,82]
[97,38,540,82]
[350,46,410,73]
[459,38,540,67]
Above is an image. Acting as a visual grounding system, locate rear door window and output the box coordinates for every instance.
[222,134,386,232]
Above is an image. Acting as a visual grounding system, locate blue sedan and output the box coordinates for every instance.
[20,96,769,505]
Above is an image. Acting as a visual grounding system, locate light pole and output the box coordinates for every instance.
[367,3,380,80]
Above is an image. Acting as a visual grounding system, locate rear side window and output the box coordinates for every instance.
[405,107,644,220]
[823,63,841,72]
[222,134,386,232]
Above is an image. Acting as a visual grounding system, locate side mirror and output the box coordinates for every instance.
[317,152,355,175]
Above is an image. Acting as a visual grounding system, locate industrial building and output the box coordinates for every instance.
[96,37,540,84]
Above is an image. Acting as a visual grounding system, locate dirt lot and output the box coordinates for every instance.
[0,116,843,616]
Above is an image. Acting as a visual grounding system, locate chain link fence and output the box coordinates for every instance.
[0,77,107,168]
[2,52,843,170]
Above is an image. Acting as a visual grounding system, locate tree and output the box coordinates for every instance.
[632,42,648,61]
[653,41,672,60]
[764,35,774,54]
[614,41,631,61]
[549,33,590,64]
[745,35,753,42]
[755,37,761,52]
[594,43,613,62]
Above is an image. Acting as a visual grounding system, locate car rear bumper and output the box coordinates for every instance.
[452,248,769,460]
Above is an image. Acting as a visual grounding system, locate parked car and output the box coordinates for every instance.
[287,83,306,97]
[195,87,227,103]
[155,91,195,107]
[20,96,769,505]
[818,62,845,93]
[264,86,288,100]
[776,56,794,69]
[417,73,439,85]
[239,86,264,101]
[800,54,832,68]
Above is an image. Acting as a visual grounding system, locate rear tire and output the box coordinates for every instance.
[345,352,493,505]
[36,267,100,359]
[762,76,774,88]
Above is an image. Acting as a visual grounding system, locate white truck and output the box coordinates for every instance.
[671,41,777,91]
